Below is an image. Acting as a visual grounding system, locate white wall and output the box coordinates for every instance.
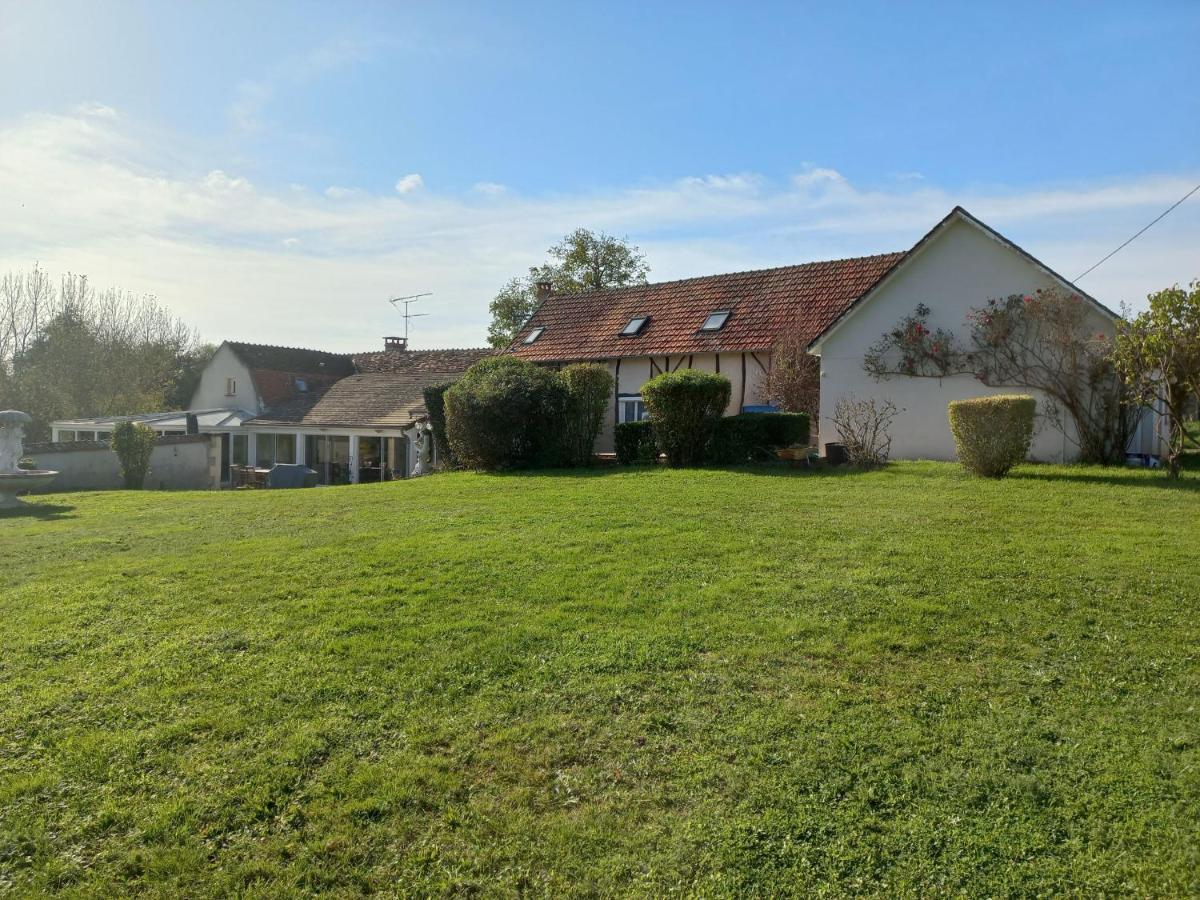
[190,344,257,412]
[595,351,773,452]
[25,435,221,492]
[814,217,1114,462]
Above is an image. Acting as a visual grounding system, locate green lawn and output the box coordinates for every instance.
[1,463,1197,896]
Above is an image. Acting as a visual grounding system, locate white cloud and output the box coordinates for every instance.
[394,173,424,195]
[473,181,508,196]
[76,102,117,119]
[0,108,1197,352]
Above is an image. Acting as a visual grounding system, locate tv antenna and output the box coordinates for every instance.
[389,292,432,342]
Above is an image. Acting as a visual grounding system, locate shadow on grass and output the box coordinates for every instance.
[1007,467,1200,492]
[472,461,876,480]
[0,502,77,521]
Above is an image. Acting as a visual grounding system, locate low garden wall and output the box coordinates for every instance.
[24,434,222,492]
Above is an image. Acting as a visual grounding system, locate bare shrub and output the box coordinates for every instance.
[831,395,899,467]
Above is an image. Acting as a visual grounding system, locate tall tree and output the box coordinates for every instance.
[487,229,650,348]
[1112,280,1200,479]
[0,268,201,440]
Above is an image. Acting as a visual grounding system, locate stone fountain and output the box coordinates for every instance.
[0,410,57,508]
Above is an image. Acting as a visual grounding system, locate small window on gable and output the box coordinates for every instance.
[700,310,731,332]
[225,377,237,396]
[620,315,649,336]
[523,326,545,344]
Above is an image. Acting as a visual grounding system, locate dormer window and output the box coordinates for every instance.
[523,326,545,344]
[620,315,650,336]
[699,310,731,332]
[296,377,308,393]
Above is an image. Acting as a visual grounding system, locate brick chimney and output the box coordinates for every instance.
[535,280,553,302]
[384,336,408,352]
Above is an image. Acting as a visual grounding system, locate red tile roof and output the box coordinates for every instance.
[507,252,906,362]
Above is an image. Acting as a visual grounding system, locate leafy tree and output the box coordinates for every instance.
[0,268,200,439]
[1112,280,1200,479]
[486,277,539,350]
[487,229,650,348]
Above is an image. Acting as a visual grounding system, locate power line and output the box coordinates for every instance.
[1075,181,1200,281]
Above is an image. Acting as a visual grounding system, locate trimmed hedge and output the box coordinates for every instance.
[445,357,569,470]
[422,382,455,468]
[709,412,810,464]
[641,369,731,467]
[561,363,614,467]
[615,420,655,465]
[948,394,1036,477]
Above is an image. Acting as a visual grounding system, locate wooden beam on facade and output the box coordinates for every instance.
[613,358,622,425]
[750,352,768,373]
[740,353,747,411]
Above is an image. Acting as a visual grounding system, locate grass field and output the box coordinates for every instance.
[1,462,1198,896]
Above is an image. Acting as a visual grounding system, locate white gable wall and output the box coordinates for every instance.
[190,344,259,414]
[815,217,1113,462]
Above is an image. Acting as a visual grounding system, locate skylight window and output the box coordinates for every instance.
[620,315,649,336]
[523,326,545,344]
[700,310,731,332]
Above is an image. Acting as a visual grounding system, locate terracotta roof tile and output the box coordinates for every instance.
[352,347,493,374]
[249,347,492,429]
[507,253,905,362]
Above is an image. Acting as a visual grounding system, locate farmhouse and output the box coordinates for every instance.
[52,338,490,484]
[511,206,1157,462]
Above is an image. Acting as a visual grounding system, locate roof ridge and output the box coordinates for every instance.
[540,250,906,301]
[352,346,492,355]
[227,339,351,357]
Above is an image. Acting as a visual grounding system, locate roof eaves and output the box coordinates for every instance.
[805,206,1119,355]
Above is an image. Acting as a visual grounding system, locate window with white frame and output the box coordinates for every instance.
[618,395,649,423]
[225,377,237,396]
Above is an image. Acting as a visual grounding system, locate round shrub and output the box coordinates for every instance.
[614,420,655,465]
[110,421,156,489]
[445,357,569,470]
[948,394,1036,477]
[640,369,731,467]
[560,363,614,467]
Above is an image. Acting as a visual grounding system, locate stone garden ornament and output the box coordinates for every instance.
[0,410,58,508]
[411,422,433,477]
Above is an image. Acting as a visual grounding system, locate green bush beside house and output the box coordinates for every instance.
[640,369,731,467]
[109,421,156,489]
[709,412,810,464]
[948,395,1036,477]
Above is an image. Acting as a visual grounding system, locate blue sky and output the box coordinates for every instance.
[1,1,1198,349]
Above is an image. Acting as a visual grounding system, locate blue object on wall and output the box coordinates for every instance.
[741,404,782,414]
